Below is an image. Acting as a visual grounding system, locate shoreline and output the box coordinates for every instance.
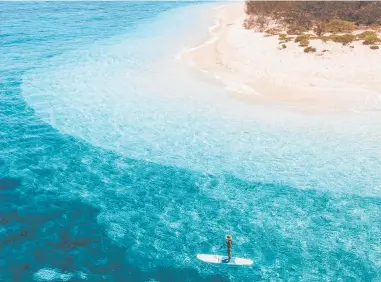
[180,2,381,114]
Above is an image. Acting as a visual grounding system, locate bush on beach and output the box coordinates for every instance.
[362,35,381,45]
[314,21,327,36]
[326,20,356,33]
[244,15,270,32]
[304,46,317,53]
[243,16,256,29]
[330,34,356,45]
[287,25,308,35]
[295,34,311,43]
[357,31,378,39]
[266,27,282,35]
[299,39,310,47]
[279,34,288,40]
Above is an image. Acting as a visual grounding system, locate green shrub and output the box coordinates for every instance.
[304,46,317,53]
[362,35,381,45]
[320,36,330,42]
[279,34,288,40]
[243,16,256,29]
[299,39,310,47]
[287,25,307,35]
[370,45,379,50]
[357,31,377,39]
[314,21,327,36]
[326,20,356,33]
[282,44,287,49]
[266,27,282,35]
[318,34,356,45]
[295,34,311,43]
[330,34,356,45]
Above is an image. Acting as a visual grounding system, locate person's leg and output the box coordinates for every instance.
[227,249,231,262]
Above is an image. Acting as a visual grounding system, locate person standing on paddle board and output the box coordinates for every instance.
[226,235,232,262]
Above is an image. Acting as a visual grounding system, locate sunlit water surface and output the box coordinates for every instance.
[1,1,381,281]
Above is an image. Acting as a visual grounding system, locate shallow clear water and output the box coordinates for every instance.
[1,1,381,281]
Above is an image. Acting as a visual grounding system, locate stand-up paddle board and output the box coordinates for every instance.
[197,254,253,265]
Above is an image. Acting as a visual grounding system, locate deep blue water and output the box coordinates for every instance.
[1,1,381,281]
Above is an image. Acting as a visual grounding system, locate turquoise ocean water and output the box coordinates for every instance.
[1,1,381,281]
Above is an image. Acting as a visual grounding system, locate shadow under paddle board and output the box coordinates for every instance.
[197,254,253,265]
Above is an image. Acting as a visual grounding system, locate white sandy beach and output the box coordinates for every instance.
[181,3,381,113]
